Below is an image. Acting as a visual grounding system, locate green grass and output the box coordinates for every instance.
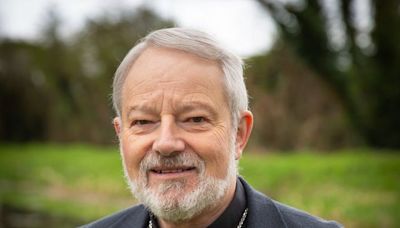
[0,144,399,227]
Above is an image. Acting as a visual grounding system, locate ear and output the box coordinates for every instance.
[113,117,122,138]
[235,111,253,160]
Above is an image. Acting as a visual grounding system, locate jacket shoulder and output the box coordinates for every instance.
[79,204,148,228]
[239,177,343,228]
[273,200,343,228]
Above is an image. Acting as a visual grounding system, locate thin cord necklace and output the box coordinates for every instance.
[148,208,248,228]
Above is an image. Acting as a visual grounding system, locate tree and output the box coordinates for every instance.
[256,0,400,148]
[0,7,173,144]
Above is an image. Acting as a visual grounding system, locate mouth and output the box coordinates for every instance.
[150,166,196,174]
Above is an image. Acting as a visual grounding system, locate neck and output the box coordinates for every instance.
[158,177,237,228]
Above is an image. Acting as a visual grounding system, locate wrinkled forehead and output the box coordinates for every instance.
[120,46,229,114]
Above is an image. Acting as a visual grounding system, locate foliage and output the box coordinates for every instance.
[256,0,400,148]
[2,2,399,150]
[0,144,399,227]
[245,47,358,150]
[0,7,173,144]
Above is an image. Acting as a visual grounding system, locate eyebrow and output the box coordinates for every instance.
[126,101,219,118]
[175,101,218,117]
[126,105,159,119]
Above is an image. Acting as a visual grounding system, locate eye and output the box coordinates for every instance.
[132,119,153,126]
[187,116,206,123]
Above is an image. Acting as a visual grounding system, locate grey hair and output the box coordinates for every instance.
[112,27,248,126]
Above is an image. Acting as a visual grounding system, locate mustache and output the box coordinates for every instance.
[140,152,205,173]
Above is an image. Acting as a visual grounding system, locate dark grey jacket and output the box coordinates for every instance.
[81,177,343,227]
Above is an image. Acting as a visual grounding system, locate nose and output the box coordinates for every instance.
[152,116,185,156]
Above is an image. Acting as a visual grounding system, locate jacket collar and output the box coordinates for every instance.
[238,176,287,228]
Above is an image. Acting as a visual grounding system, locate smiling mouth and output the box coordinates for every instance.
[150,167,196,174]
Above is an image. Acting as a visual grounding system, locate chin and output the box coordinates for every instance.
[152,178,195,198]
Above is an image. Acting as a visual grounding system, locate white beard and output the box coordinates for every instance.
[120,140,238,222]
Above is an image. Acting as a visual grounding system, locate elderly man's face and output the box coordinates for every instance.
[114,46,247,221]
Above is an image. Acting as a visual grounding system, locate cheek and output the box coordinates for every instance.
[188,129,232,179]
[121,134,152,179]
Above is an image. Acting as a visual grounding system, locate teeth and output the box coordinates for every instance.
[153,168,193,174]
[162,169,183,173]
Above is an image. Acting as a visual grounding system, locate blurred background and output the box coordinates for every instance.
[0,0,399,227]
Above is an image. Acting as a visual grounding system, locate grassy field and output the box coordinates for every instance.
[0,144,399,227]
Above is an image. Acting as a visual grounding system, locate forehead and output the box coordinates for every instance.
[121,47,228,113]
[127,46,223,83]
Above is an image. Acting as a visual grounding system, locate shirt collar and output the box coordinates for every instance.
[208,178,247,228]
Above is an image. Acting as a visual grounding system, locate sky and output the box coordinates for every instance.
[0,0,276,57]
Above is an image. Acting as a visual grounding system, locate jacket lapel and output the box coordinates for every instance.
[110,204,149,228]
[239,177,288,228]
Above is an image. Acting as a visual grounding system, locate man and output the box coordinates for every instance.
[83,28,342,228]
